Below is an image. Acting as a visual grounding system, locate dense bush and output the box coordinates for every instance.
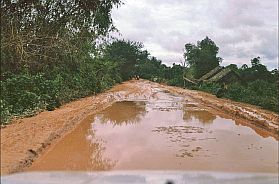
[194,83,222,95]
[0,0,123,124]
[224,80,278,112]
[0,58,122,124]
[193,80,278,113]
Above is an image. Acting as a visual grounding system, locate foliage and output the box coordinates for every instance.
[0,0,122,124]
[135,57,165,81]
[102,40,150,80]
[184,36,222,79]
[1,0,122,75]
[0,57,121,124]
[192,56,278,113]
[102,40,188,86]
[195,83,222,95]
[163,64,185,86]
[243,81,278,112]
[238,57,276,83]
[196,80,278,112]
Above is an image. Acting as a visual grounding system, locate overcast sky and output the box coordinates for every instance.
[111,0,278,69]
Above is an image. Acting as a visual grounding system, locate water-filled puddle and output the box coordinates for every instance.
[28,92,278,173]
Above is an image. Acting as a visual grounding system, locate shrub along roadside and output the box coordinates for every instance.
[0,60,122,125]
[193,80,278,113]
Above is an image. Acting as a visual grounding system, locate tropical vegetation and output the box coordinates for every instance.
[1,1,278,124]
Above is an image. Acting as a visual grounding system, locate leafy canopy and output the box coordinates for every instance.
[1,0,122,74]
[184,36,222,79]
[103,40,149,80]
[239,57,276,83]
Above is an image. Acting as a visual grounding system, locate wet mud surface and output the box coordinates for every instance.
[1,80,278,175]
[28,86,278,173]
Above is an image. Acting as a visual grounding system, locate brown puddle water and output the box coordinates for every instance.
[28,90,278,173]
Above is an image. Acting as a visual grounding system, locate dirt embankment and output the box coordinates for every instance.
[1,80,278,175]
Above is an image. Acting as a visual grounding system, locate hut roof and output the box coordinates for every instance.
[183,66,240,85]
[198,66,223,81]
[205,67,237,83]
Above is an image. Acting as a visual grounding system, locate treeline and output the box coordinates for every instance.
[1,1,278,124]
[102,40,185,85]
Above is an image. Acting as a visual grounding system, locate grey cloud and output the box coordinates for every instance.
[218,27,278,62]
[253,28,278,60]
[216,0,265,29]
[215,31,253,45]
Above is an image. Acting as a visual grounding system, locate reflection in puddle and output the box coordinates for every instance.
[98,101,146,125]
[28,90,278,173]
[28,114,116,171]
[183,109,216,124]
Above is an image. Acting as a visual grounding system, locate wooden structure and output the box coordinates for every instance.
[183,66,240,86]
[204,67,240,84]
[198,66,223,82]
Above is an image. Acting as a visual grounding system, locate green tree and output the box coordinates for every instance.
[102,40,149,80]
[251,57,261,67]
[166,63,185,86]
[135,57,162,80]
[1,0,122,74]
[184,36,222,79]
[227,64,238,72]
[0,0,123,124]
[240,57,274,83]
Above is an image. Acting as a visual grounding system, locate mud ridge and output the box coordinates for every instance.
[159,83,278,138]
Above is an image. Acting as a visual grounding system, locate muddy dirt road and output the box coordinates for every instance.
[1,80,278,175]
